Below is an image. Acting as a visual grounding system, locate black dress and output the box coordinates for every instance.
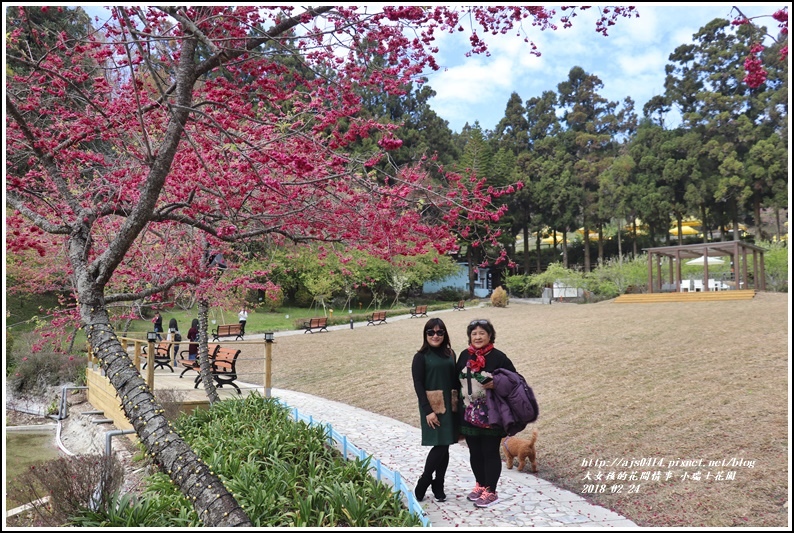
[412,347,460,446]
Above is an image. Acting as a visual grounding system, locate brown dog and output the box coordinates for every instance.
[501,429,538,473]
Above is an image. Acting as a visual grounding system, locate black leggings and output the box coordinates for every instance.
[421,445,450,480]
[465,434,503,492]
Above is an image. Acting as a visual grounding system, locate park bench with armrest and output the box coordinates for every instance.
[409,305,428,318]
[142,342,174,372]
[212,323,244,342]
[303,317,329,333]
[366,310,387,325]
[177,344,220,378]
[186,345,242,393]
[453,300,466,311]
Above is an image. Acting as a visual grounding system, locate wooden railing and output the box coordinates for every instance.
[88,336,274,396]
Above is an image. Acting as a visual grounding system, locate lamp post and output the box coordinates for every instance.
[264,332,274,398]
[146,331,157,387]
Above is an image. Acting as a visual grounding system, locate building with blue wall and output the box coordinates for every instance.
[422,263,493,297]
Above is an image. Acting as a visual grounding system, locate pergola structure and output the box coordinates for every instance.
[643,241,766,293]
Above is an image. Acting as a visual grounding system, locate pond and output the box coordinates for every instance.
[5,426,62,509]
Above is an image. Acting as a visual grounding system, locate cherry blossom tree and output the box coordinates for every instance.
[6,5,636,525]
[731,6,789,88]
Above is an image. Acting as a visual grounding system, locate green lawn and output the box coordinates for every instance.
[115,301,454,337]
[6,294,460,348]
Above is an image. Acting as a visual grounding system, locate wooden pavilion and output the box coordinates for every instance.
[643,240,766,293]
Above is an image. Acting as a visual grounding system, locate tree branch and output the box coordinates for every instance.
[5,95,83,216]
[6,191,71,234]
[105,276,198,304]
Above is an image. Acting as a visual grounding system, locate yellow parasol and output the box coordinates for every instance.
[669,226,699,236]
[679,217,702,227]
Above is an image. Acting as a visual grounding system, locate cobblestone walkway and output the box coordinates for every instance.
[272,388,637,528]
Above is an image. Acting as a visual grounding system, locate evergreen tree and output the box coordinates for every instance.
[664,17,787,240]
[557,66,621,270]
[493,91,530,155]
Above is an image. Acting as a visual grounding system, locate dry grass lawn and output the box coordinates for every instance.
[234,292,789,527]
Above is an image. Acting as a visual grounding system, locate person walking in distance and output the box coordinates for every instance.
[238,306,248,335]
[186,318,199,360]
[167,317,179,361]
[412,317,461,502]
[151,311,163,341]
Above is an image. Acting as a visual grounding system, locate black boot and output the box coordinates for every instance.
[431,477,446,502]
[414,474,432,502]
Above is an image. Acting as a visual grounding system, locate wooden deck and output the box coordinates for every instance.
[86,365,265,431]
[613,289,757,304]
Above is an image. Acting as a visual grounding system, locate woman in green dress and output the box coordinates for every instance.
[411,317,460,502]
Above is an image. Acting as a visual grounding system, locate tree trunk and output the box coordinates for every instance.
[562,230,569,269]
[597,225,604,265]
[753,193,763,241]
[583,221,591,273]
[80,294,250,526]
[774,207,782,242]
[197,299,221,405]
[467,246,476,298]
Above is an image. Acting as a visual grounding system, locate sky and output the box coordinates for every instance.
[420,4,785,133]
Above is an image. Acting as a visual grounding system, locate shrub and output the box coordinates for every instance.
[70,492,196,527]
[490,286,509,307]
[760,240,788,292]
[504,274,538,297]
[503,274,527,297]
[6,328,14,367]
[292,287,313,307]
[527,262,586,294]
[8,332,88,394]
[261,286,285,312]
[433,286,467,301]
[586,255,650,295]
[6,454,124,527]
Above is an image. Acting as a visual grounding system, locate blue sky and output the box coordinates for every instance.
[421,4,784,133]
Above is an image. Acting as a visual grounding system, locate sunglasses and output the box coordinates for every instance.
[425,329,446,337]
[469,320,489,327]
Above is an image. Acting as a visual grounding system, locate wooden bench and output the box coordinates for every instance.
[183,345,242,394]
[177,344,219,378]
[212,323,244,342]
[303,317,328,333]
[409,305,428,318]
[366,310,387,326]
[453,300,466,311]
[141,342,174,372]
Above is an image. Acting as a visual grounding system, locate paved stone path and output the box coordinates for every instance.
[271,387,637,528]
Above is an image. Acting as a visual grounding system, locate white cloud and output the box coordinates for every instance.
[424,4,782,132]
[617,51,669,78]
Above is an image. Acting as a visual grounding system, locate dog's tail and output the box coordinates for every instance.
[527,428,538,446]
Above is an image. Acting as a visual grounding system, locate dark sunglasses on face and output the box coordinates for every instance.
[426,329,446,337]
[469,320,489,327]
